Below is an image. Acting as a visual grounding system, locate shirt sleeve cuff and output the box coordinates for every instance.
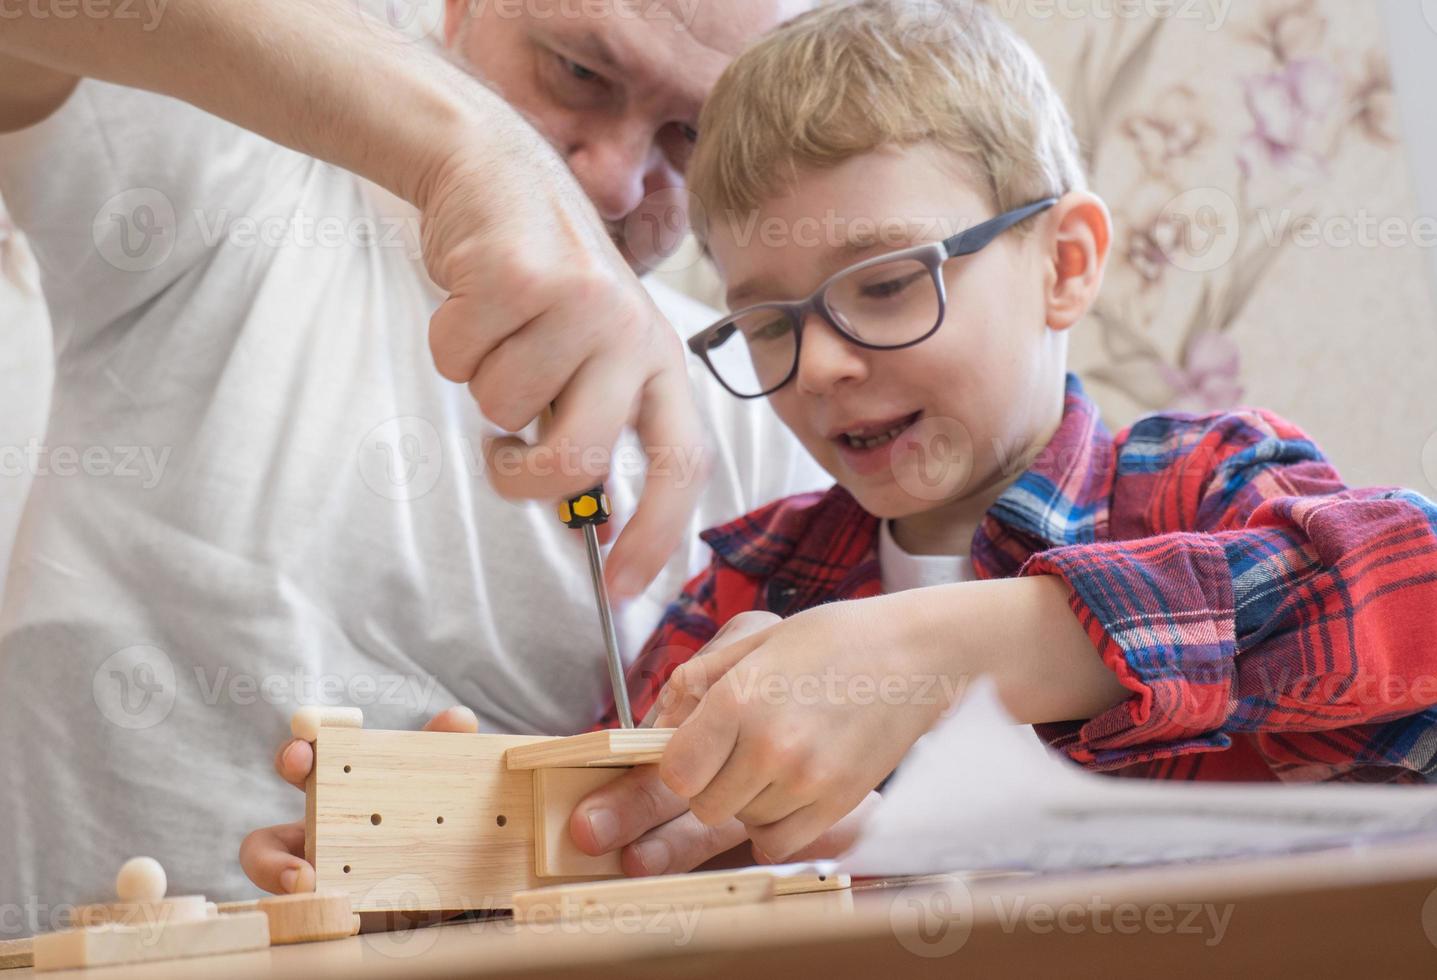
[1017,538,1240,771]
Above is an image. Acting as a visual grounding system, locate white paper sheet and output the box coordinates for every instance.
[841,679,1437,876]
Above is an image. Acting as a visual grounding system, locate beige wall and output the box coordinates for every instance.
[663,0,1437,491]
[1008,0,1437,492]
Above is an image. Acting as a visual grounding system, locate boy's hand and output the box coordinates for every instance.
[238,707,480,895]
[575,579,1132,870]
[570,610,876,874]
[656,594,961,862]
[569,763,880,875]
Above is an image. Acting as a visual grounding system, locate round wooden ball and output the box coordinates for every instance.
[115,857,167,902]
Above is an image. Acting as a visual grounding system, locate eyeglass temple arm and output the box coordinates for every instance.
[688,320,734,356]
[941,198,1059,258]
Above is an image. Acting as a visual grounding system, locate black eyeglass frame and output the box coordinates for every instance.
[686,197,1059,399]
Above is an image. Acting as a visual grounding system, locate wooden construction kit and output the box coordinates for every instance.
[3,706,848,972]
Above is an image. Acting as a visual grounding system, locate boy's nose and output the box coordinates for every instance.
[794,313,868,395]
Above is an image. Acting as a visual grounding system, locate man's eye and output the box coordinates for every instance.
[559,56,600,83]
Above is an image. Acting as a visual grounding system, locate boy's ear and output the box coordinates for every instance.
[1042,192,1111,332]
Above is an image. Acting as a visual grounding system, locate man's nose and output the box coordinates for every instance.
[566,131,657,224]
[795,313,868,395]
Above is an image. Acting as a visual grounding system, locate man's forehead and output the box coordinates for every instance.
[573,0,812,57]
[672,0,815,56]
[567,0,813,108]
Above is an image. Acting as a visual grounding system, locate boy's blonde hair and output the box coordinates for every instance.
[688,0,1086,224]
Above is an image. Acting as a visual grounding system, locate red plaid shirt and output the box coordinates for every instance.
[603,375,1437,783]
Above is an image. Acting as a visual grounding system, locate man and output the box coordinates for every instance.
[0,0,823,929]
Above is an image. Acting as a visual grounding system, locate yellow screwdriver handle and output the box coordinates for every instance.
[538,406,611,529]
[557,486,611,529]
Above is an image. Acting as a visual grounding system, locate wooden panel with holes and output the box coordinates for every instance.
[306,727,592,911]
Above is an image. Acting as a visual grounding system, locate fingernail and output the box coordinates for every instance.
[752,845,774,865]
[280,868,298,894]
[633,838,672,875]
[584,808,620,851]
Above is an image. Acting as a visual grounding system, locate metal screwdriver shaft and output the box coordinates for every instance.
[558,483,635,729]
[580,521,634,729]
[540,403,634,728]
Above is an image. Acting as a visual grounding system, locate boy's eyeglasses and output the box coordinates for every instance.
[686,198,1058,399]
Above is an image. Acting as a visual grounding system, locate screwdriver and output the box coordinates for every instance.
[557,483,635,728]
[536,402,633,728]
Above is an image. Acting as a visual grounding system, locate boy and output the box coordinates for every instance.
[600,0,1437,866]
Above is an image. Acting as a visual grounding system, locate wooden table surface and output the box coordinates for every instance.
[13,839,1437,978]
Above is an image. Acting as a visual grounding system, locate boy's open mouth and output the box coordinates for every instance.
[832,411,923,451]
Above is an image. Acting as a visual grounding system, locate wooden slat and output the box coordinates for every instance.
[512,869,775,922]
[32,913,270,972]
[0,937,32,971]
[504,730,674,770]
[772,871,851,896]
[68,895,209,928]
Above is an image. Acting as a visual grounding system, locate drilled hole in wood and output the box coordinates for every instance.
[436,816,444,825]
[371,813,382,826]
[342,865,351,874]
[496,815,507,827]
[818,875,827,882]
[343,765,351,773]
[726,885,735,893]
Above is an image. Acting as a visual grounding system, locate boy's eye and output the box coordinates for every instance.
[746,316,793,343]
[859,269,927,300]
[679,124,699,143]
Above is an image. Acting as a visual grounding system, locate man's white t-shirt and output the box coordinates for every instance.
[0,79,827,925]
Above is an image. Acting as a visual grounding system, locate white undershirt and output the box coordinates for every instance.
[878,519,976,593]
[0,79,830,917]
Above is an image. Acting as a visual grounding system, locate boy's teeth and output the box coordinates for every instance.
[842,419,910,450]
